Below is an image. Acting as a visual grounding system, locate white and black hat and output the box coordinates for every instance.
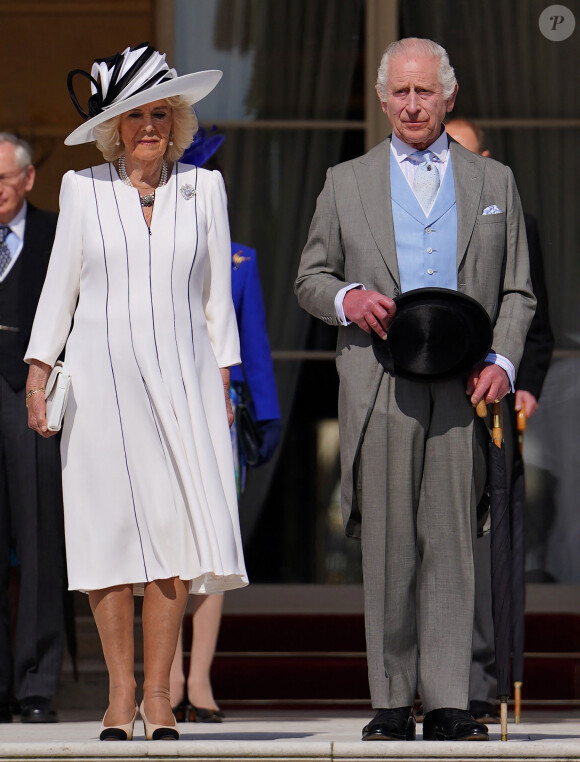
[65,42,222,146]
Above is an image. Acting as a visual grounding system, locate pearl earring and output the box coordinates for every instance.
[169,132,174,146]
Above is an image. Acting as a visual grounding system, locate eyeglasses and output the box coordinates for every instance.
[0,170,26,186]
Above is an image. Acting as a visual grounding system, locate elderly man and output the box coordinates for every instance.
[445,118,554,723]
[0,134,64,723]
[296,38,535,741]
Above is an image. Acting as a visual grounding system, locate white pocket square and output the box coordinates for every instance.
[482,204,503,215]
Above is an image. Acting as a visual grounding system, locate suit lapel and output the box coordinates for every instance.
[20,205,53,330]
[450,139,484,278]
[353,138,400,289]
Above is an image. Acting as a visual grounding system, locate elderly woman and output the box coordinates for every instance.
[24,44,247,741]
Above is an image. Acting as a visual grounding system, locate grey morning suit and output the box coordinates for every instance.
[295,136,536,712]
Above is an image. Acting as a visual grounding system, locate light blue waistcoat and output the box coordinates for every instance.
[390,150,458,293]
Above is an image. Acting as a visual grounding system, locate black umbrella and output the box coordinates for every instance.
[488,401,512,741]
[510,408,527,723]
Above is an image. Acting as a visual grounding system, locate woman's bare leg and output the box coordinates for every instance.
[187,593,224,710]
[89,585,136,726]
[142,577,189,725]
[169,626,185,707]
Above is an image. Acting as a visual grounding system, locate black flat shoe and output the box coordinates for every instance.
[188,704,224,723]
[172,700,191,723]
[362,707,416,741]
[422,708,489,741]
[468,700,500,724]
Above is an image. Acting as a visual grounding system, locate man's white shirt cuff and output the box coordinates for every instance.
[335,283,365,325]
[485,352,515,392]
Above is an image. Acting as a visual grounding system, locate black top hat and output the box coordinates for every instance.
[372,287,493,381]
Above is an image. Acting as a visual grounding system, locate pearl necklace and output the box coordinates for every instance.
[118,155,168,207]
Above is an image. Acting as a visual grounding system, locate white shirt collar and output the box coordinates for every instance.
[3,201,27,241]
[391,130,450,164]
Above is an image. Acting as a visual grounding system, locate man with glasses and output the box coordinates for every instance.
[0,133,64,723]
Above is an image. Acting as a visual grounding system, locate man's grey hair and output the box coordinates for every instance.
[375,38,457,101]
[0,133,33,169]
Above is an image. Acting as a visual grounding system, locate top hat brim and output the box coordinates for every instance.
[372,287,493,381]
[64,69,222,146]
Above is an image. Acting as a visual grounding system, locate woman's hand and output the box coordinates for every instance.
[220,367,234,428]
[26,360,56,438]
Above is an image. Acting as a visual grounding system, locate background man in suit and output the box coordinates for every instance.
[445,118,554,722]
[0,133,65,723]
[296,38,535,742]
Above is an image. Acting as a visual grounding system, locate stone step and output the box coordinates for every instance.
[58,611,580,711]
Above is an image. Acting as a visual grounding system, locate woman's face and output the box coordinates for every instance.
[119,99,173,165]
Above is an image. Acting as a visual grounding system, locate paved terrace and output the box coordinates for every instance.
[1,710,580,762]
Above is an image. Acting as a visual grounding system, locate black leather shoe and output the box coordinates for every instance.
[0,703,12,723]
[20,697,58,724]
[422,708,488,741]
[468,700,500,723]
[362,707,416,741]
[188,704,224,723]
[172,699,191,723]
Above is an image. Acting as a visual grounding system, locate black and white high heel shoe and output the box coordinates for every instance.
[140,701,179,741]
[99,704,138,741]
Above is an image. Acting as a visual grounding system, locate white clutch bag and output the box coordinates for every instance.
[44,361,71,432]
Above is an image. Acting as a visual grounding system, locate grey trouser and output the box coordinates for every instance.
[360,374,487,712]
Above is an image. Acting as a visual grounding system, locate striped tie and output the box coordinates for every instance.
[413,150,440,213]
[0,226,12,277]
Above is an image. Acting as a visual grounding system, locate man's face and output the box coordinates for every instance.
[379,53,457,150]
[0,143,34,224]
[445,121,490,157]
[445,122,480,153]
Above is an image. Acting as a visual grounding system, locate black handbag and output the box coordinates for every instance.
[235,399,263,467]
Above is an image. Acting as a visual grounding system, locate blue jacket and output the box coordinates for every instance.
[230,243,281,422]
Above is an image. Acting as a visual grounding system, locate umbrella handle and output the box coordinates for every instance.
[475,399,488,418]
[492,400,503,448]
[517,408,526,456]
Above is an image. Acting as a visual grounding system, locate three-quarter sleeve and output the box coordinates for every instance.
[25,171,82,366]
[202,170,241,368]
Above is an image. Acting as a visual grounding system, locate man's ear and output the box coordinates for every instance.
[24,164,35,193]
[446,84,459,113]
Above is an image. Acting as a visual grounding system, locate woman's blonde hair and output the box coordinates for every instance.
[94,95,198,163]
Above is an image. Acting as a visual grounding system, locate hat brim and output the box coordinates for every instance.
[372,287,493,381]
[64,69,222,146]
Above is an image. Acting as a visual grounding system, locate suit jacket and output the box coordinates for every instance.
[0,204,57,390]
[230,242,281,422]
[517,214,553,399]
[296,136,536,536]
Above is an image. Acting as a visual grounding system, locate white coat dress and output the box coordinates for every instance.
[25,162,248,595]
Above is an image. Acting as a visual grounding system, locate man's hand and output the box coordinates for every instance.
[515,389,538,418]
[466,362,510,408]
[343,289,396,339]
